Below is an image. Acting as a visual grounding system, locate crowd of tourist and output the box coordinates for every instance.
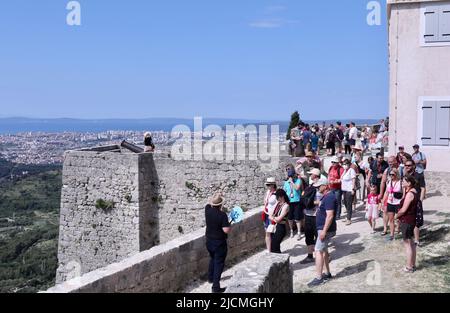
[204,118,426,292]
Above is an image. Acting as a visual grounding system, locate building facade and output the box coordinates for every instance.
[388,0,450,172]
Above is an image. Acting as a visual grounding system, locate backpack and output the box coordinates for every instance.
[420,152,427,170]
[302,186,317,210]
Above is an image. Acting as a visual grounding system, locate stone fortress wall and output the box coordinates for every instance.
[56,144,290,283]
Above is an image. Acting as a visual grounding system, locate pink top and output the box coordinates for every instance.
[367,194,380,205]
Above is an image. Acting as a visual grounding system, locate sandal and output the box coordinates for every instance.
[403,267,415,273]
[381,231,387,236]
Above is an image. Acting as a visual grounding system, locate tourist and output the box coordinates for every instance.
[307,177,337,287]
[325,125,337,156]
[263,178,278,252]
[348,122,358,149]
[336,121,345,155]
[368,153,388,196]
[412,144,427,182]
[381,168,402,241]
[311,130,319,154]
[396,175,419,273]
[303,124,312,148]
[366,185,381,233]
[300,173,321,264]
[269,189,290,254]
[343,124,351,155]
[328,156,344,220]
[341,159,357,225]
[284,164,303,240]
[351,144,365,201]
[144,132,155,152]
[404,160,426,246]
[365,156,374,198]
[205,193,231,293]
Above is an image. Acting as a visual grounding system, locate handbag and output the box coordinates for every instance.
[266,223,277,234]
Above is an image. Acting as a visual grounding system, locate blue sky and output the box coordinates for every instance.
[0,0,388,121]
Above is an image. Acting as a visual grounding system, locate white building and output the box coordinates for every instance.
[388,0,450,172]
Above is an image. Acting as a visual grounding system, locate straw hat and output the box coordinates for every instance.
[265,177,276,186]
[209,193,224,207]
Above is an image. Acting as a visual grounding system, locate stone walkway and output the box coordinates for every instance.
[187,156,450,293]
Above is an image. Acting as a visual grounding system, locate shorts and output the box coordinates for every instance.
[315,231,336,252]
[400,223,415,240]
[326,141,335,149]
[348,139,356,146]
[365,204,379,219]
[305,215,317,246]
[288,202,304,221]
[387,203,400,214]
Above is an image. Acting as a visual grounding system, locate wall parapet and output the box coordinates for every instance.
[46,206,266,293]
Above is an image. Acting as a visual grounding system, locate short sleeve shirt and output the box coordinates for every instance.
[205,205,230,241]
[284,179,302,203]
[316,191,337,232]
[412,152,426,174]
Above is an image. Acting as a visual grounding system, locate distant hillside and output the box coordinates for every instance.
[0,169,61,293]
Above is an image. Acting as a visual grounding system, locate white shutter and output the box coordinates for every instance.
[425,6,440,43]
[439,4,450,42]
[436,101,450,146]
[422,102,436,146]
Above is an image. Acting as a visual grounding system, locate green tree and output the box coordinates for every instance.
[286,111,300,140]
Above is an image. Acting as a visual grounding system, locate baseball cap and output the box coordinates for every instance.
[313,177,328,188]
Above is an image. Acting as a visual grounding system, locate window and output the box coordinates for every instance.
[422,101,450,146]
[424,2,450,43]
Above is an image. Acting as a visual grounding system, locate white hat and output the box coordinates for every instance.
[313,177,329,188]
[330,156,340,163]
[265,177,276,186]
[307,168,321,176]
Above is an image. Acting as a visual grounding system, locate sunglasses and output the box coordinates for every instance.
[405,164,414,167]
[389,173,396,176]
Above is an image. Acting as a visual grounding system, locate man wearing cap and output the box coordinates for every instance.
[300,169,324,264]
[205,193,231,293]
[308,177,337,287]
[328,156,344,219]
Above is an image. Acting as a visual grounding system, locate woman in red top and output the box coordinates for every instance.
[396,175,418,273]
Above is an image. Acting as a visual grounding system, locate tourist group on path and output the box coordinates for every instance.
[204,119,427,292]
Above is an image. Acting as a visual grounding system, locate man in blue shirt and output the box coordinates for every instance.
[308,177,337,287]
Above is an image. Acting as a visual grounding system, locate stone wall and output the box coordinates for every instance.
[56,147,159,283]
[56,145,290,283]
[153,154,288,244]
[46,206,266,293]
[225,252,293,293]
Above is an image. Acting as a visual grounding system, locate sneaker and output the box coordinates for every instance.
[345,220,352,226]
[403,267,415,274]
[386,236,394,242]
[415,241,421,247]
[371,230,377,234]
[322,273,333,281]
[307,277,324,287]
[212,287,227,293]
[290,231,294,239]
[300,256,315,264]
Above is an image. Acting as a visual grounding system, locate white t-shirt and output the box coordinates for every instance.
[349,127,358,140]
[341,168,356,192]
[264,190,278,215]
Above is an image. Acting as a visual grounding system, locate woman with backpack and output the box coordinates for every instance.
[397,175,419,273]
